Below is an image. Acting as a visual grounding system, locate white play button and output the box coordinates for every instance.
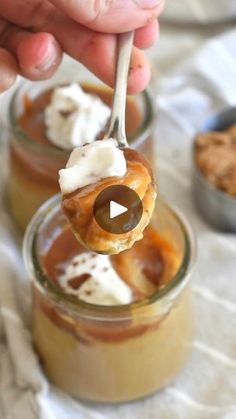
[94,185,143,234]
[109,200,128,219]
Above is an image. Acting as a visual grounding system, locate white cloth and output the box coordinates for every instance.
[162,0,236,23]
[1,27,236,419]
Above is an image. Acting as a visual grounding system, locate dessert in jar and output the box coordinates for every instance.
[23,195,196,403]
[8,71,155,232]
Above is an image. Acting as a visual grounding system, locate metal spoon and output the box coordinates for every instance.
[104,31,134,148]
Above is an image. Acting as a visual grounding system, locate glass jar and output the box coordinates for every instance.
[23,194,196,403]
[7,61,155,232]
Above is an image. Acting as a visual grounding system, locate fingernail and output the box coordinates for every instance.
[35,43,58,72]
[134,0,163,8]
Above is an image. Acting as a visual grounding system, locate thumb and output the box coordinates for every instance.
[49,0,164,33]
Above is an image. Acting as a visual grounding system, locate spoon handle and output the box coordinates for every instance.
[105,31,134,148]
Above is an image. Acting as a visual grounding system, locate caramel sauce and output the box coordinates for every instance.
[38,225,180,342]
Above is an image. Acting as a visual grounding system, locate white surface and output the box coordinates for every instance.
[45,83,110,150]
[59,139,126,193]
[162,0,236,23]
[58,252,133,306]
[110,201,128,219]
[1,21,236,419]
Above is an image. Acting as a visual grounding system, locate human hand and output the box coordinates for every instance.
[0,0,164,94]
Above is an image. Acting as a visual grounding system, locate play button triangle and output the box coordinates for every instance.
[109,201,128,219]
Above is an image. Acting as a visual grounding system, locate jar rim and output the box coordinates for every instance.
[9,79,156,156]
[23,194,196,320]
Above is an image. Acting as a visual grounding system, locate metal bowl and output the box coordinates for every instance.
[192,106,236,232]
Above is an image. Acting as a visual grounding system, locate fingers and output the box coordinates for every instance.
[0,11,152,93]
[128,47,151,94]
[0,0,162,93]
[134,19,159,49]
[16,33,62,80]
[0,18,63,81]
[49,0,164,33]
[0,48,18,92]
[36,1,161,93]
[44,16,149,93]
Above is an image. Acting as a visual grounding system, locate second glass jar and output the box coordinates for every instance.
[8,62,156,231]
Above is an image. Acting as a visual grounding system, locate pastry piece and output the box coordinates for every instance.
[59,140,156,254]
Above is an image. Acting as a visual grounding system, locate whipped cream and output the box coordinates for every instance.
[59,139,127,194]
[45,83,110,149]
[58,252,133,305]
